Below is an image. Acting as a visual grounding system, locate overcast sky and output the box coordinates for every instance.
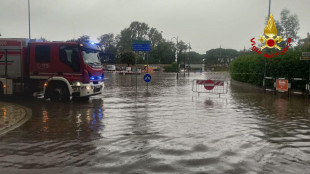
[0,0,309,54]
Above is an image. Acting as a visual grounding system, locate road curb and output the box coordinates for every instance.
[0,102,32,137]
[231,79,264,91]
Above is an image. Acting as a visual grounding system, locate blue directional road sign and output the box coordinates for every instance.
[144,74,152,83]
[132,40,151,52]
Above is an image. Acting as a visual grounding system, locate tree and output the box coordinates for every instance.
[39,36,48,42]
[179,51,203,67]
[117,21,164,53]
[150,40,175,64]
[280,8,300,44]
[67,35,90,42]
[177,41,189,63]
[66,38,77,42]
[98,33,117,63]
[98,33,115,49]
[265,9,300,47]
[117,21,150,52]
[120,51,136,67]
[77,35,90,42]
[205,48,239,65]
[148,27,163,47]
[187,51,204,64]
[130,21,149,40]
[117,28,132,52]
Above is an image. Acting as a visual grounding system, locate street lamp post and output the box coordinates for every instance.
[184,49,186,77]
[188,42,191,76]
[28,0,31,40]
[171,37,179,80]
[265,0,271,79]
[268,0,271,18]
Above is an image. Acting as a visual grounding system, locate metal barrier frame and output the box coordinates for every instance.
[264,77,310,97]
[192,79,228,95]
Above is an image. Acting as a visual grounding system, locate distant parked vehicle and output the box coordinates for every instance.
[107,65,116,71]
[142,65,160,72]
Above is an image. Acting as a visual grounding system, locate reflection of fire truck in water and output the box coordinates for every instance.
[0,38,104,101]
[142,65,160,73]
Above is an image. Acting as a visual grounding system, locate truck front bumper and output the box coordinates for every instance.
[71,81,104,97]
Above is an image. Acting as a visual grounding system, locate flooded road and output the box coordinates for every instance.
[1,72,310,174]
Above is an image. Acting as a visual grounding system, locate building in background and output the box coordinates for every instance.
[299,33,310,46]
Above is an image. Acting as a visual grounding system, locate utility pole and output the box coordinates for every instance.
[171,37,179,80]
[188,42,191,76]
[183,49,185,77]
[28,0,31,39]
[268,0,271,18]
[176,37,179,80]
[265,0,271,82]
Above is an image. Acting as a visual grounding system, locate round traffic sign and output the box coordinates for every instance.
[204,80,214,90]
[144,74,152,83]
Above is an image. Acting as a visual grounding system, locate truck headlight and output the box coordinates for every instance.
[73,82,81,86]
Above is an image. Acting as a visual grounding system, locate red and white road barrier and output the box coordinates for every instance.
[193,79,228,94]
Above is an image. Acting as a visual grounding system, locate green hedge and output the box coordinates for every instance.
[229,49,310,86]
[164,62,177,72]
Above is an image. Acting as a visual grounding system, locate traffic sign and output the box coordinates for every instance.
[300,52,310,60]
[132,40,151,52]
[276,79,288,92]
[144,74,152,83]
[204,80,214,90]
[302,52,310,57]
[196,79,224,91]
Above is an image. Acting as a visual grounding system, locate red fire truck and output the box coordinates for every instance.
[0,38,104,101]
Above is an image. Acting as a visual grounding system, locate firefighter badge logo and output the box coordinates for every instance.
[250,13,292,58]
[259,13,282,50]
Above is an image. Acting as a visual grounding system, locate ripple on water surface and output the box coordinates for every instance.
[0,73,310,173]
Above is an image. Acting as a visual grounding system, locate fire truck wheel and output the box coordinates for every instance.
[50,83,70,102]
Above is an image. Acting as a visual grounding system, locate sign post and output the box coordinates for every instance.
[147,52,149,90]
[132,40,151,91]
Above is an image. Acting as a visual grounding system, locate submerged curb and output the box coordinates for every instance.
[0,102,32,137]
[231,79,264,91]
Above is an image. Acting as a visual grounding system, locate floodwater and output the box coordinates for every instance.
[1,72,310,174]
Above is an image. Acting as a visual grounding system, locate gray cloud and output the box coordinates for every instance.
[1,0,309,53]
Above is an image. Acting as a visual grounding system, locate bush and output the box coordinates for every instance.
[229,49,310,86]
[164,62,177,72]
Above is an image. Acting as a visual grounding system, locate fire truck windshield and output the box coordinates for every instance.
[82,50,101,66]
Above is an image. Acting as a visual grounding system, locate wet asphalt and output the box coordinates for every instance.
[1,72,310,174]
